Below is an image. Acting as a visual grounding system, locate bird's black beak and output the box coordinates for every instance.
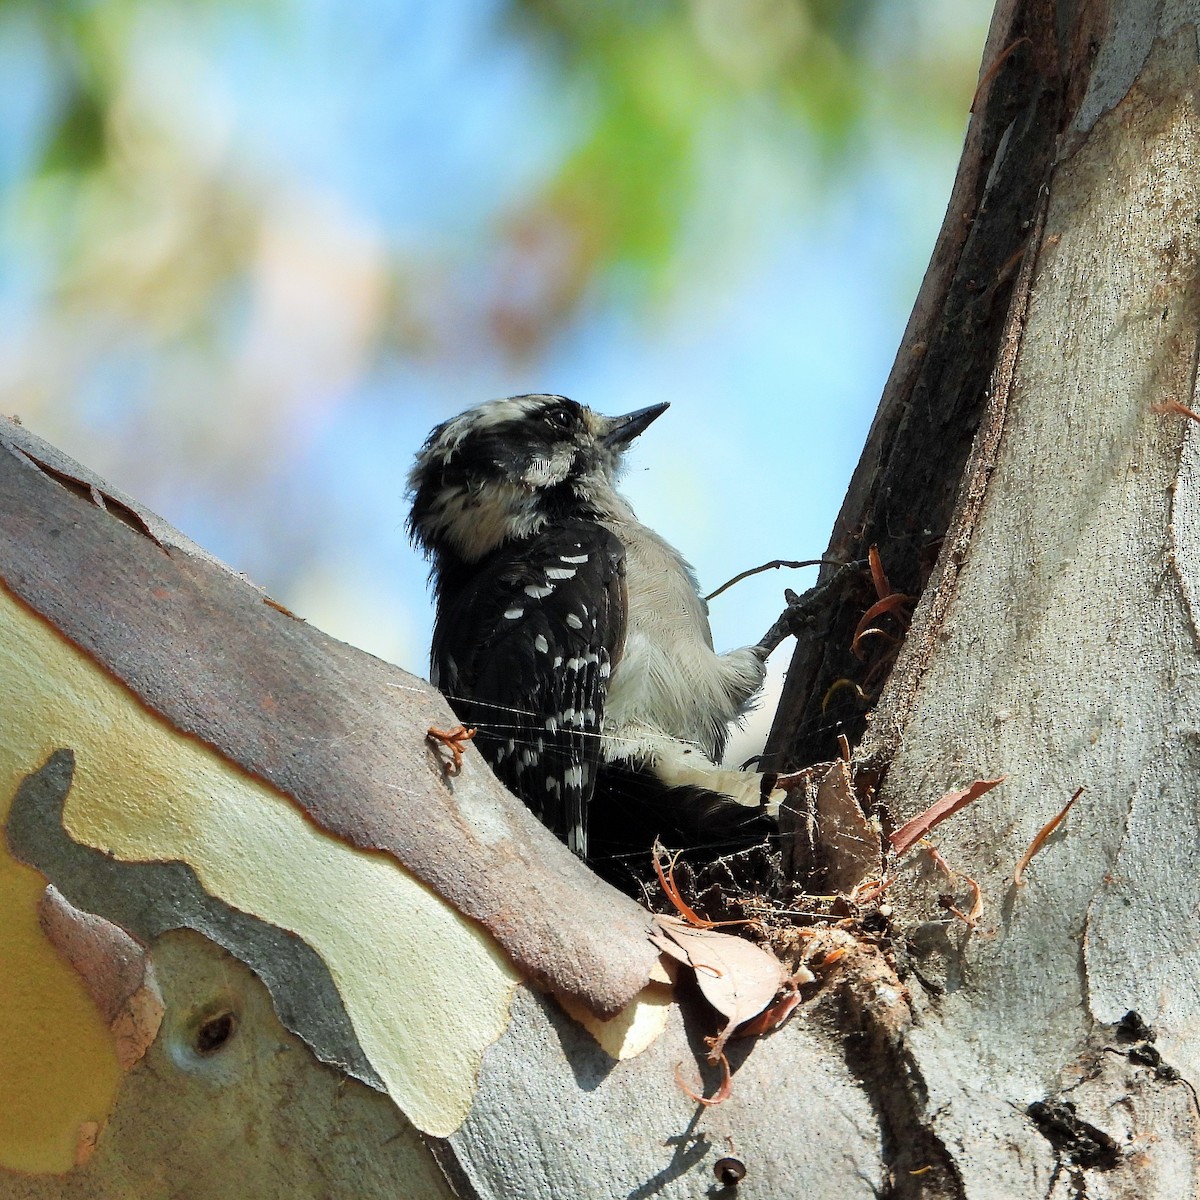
[600,402,670,448]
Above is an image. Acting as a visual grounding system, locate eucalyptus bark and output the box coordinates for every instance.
[768,0,1200,1195]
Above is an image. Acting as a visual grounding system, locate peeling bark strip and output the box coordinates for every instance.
[6,750,386,1089]
[0,419,656,1018]
[859,201,1045,771]
[887,777,1009,854]
[36,883,164,1073]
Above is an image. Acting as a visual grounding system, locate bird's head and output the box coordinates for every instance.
[407,393,667,563]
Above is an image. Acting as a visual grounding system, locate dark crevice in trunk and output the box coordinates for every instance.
[765,0,1071,774]
[817,975,967,1200]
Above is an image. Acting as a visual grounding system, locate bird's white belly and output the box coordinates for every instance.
[601,520,762,760]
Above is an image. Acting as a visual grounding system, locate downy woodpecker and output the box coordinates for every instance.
[408,394,780,870]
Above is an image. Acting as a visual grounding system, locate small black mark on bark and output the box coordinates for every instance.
[1027,1099,1119,1170]
[1114,1009,1154,1043]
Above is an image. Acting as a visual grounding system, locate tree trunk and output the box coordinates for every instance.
[771,0,1200,1194]
[4,0,1200,1196]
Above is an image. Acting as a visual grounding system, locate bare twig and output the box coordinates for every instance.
[705,558,842,603]
[755,559,868,657]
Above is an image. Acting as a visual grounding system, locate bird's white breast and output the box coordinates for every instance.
[599,512,764,761]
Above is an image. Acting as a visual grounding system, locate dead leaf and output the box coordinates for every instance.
[263,595,301,618]
[964,873,983,924]
[1153,398,1200,424]
[889,777,1007,855]
[814,760,882,895]
[781,760,882,895]
[868,545,891,599]
[821,677,871,712]
[1014,788,1083,886]
[651,915,786,1060]
[734,972,811,1039]
[851,593,913,658]
[647,925,693,966]
[922,839,954,878]
[920,841,984,929]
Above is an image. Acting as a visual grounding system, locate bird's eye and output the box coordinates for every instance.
[543,406,573,431]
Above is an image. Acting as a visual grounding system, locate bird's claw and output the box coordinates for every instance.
[755,560,867,657]
[426,724,476,775]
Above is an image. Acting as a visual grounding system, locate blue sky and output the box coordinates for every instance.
[0,0,991,752]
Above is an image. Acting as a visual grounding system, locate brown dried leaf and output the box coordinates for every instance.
[821,677,870,712]
[889,777,1007,855]
[922,840,955,878]
[813,759,882,895]
[851,592,913,658]
[652,915,786,1057]
[734,973,810,1039]
[647,924,693,966]
[263,595,301,618]
[868,544,891,599]
[1153,398,1200,424]
[965,873,983,924]
[847,877,893,906]
[1014,788,1083,886]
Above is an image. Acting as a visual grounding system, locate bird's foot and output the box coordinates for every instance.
[754,559,867,657]
[426,724,476,775]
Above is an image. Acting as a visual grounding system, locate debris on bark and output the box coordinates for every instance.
[426,725,477,775]
[888,776,1007,855]
[1012,787,1083,886]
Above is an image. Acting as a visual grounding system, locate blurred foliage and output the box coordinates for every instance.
[4,0,985,360]
[0,0,991,669]
[13,0,119,175]
[6,0,264,174]
[492,0,983,345]
[498,0,872,340]
[4,0,271,348]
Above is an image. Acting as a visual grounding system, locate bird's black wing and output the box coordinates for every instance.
[430,519,626,857]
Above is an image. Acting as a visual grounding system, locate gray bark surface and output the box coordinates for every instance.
[865,23,1200,1195]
